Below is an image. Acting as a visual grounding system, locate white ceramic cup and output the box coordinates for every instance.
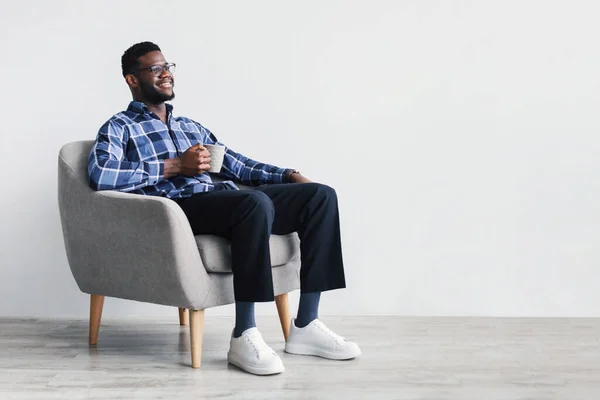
[203,144,226,173]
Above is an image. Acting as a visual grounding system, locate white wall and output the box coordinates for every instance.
[1,0,599,318]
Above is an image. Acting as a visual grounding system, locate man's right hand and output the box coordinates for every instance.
[180,143,211,176]
[164,143,211,178]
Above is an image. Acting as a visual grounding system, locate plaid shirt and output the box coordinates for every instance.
[88,101,290,198]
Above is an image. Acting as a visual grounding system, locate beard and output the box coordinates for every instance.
[139,80,175,104]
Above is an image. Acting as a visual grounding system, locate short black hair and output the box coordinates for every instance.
[121,42,161,77]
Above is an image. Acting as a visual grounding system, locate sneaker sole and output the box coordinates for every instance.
[227,352,285,376]
[284,343,361,360]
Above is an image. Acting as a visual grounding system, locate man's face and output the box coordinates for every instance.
[134,51,175,104]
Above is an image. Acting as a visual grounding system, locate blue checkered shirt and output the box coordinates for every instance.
[88,101,290,198]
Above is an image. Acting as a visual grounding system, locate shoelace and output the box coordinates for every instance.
[245,331,275,359]
[314,320,347,344]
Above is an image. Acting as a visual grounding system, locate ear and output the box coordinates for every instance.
[125,74,138,88]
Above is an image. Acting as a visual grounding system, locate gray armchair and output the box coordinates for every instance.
[57,140,301,368]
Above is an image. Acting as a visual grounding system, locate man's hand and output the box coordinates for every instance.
[181,144,211,176]
[288,171,312,183]
[164,143,211,178]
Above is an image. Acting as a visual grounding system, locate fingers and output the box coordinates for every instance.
[193,150,211,172]
[182,143,212,175]
[195,163,211,174]
[197,149,210,158]
[192,151,210,163]
[190,143,206,152]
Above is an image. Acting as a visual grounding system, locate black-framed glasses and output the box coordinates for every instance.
[135,63,176,77]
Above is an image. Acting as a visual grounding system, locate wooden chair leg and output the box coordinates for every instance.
[178,308,188,326]
[89,294,105,345]
[189,309,205,368]
[275,293,291,342]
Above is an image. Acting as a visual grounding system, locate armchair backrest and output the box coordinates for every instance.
[57,140,97,290]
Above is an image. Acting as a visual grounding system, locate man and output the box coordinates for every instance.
[88,42,360,375]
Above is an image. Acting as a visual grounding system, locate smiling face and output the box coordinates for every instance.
[126,51,175,105]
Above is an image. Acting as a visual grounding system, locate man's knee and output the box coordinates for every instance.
[309,183,337,202]
[243,190,275,216]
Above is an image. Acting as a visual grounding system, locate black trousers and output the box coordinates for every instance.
[173,183,346,302]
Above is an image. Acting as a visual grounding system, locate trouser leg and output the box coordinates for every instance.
[255,183,346,293]
[174,189,276,302]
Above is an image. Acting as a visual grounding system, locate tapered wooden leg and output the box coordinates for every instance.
[178,308,188,326]
[189,309,205,368]
[275,293,291,341]
[89,294,104,345]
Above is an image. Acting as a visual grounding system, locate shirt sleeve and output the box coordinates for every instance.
[87,120,165,191]
[195,122,291,185]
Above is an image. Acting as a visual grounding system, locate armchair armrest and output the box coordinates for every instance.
[60,185,210,309]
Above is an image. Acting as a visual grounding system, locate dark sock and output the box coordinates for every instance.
[295,292,321,328]
[233,301,256,338]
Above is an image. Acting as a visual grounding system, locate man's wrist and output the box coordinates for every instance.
[285,169,300,183]
[164,157,181,179]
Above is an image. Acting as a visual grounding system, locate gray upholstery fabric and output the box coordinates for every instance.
[201,259,300,309]
[58,140,301,310]
[196,233,300,273]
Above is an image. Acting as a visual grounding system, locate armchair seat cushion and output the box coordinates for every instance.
[195,233,300,273]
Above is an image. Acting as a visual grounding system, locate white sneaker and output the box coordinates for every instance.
[227,327,285,375]
[285,319,361,360]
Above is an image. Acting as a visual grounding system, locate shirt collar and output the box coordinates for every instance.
[127,101,173,118]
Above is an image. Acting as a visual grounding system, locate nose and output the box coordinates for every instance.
[159,67,172,79]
